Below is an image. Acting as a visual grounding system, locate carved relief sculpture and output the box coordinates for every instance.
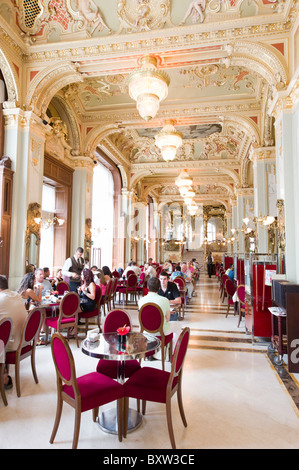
[66,0,111,34]
[117,0,172,34]
[45,117,72,161]
[180,0,207,25]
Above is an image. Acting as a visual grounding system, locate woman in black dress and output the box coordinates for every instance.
[78,268,96,312]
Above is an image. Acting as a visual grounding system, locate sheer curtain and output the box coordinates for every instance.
[92,164,114,269]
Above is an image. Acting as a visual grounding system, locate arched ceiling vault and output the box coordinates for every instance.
[6,0,293,216]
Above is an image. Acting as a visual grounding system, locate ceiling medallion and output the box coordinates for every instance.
[155,120,183,162]
[128,55,170,121]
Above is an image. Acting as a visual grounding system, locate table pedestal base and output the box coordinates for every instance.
[97,407,142,435]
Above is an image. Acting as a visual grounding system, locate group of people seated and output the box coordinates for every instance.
[0,247,200,392]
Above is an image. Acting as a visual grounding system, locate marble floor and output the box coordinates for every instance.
[1,274,299,450]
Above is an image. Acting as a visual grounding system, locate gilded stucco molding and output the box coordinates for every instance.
[270,77,299,118]
[25,61,84,118]
[0,47,19,107]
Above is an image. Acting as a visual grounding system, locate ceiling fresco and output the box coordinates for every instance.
[0,0,294,215]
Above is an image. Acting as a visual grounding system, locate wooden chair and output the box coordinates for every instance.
[5,308,43,397]
[56,281,70,295]
[96,309,141,380]
[45,292,80,347]
[0,317,13,406]
[124,327,190,449]
[100,279,113,316]
[139,302,173,371]
[118,274,138,305]
[136,272,146,298]
[50,332,124,449]
[78,285,102,334]
[173,276,186,317]
[237,284,246,327]
[225,279,236,317]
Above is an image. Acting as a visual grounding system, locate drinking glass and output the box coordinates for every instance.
[45,289,51,301]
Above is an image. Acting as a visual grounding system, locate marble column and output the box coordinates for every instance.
[70,158,94,256]
[3,108,46,289]
[272,85,299,282]
[250,147,276,254]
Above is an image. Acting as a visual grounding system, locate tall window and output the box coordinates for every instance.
[39,184,55,272]
[92,164,114,268]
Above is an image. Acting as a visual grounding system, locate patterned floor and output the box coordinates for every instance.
[1,273,299,449]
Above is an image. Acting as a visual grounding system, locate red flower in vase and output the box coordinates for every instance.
[116,325,130,336]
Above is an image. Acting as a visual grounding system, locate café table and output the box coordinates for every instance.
[81,331,161,434]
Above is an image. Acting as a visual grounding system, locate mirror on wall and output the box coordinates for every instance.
[25,202,41,271]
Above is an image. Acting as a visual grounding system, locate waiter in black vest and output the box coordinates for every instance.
[61,247,85,292]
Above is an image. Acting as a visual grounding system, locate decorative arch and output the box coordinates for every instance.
[0,47,19,106]
[50,94,81,155]
[25,61,83,119]
[231,40,289,88]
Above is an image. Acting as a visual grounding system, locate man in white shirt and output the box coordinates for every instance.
[143,262,156,282]
[0,275,27,389]
[123,261,141,278]
[138,277,183,357]
[34,268,52,296]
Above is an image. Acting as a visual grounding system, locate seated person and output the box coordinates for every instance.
[100,266,112,298]
[158,271,181,308]
[0,275,28,390]
[34,268,52,296]
[181,262,194,302]
[163,260,173,275]
[123,261,141,278]
[17,272,42,307]
[138,277,184,355]
[143,262,157,281]
[225,264,234,281]
[51,268,63,289]
[170,265,186,281]
[78,268,96,312]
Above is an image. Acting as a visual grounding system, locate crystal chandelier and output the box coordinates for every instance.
[175,170,193,196]
[155,120,183,162]
[187,203,198,216]
[183,189,195,206]
[128,55,170,121]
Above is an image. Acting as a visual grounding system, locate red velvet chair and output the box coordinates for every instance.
[0,317,13,406]
[56,281,70,295]
[124,327,190,449]
[112,270,120,279]
[139,302,173,371]
[45,292,80,347]
[237,284,245,327]
[136,272,146,298]
[220,273,229,301]
[173,277,186,317]
[118,273,138,305]
[96,309,141,381]
[78,284,102,334]
[50,332,124,448]
[5,308,43,397]
[225,278,236,317]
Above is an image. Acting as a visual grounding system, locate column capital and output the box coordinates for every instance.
[235,187,254,198]
[249,146,276,162]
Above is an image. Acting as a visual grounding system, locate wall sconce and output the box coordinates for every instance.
[34,215,64,229]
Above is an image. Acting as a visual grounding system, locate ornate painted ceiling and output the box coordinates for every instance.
[0,0,297,214]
